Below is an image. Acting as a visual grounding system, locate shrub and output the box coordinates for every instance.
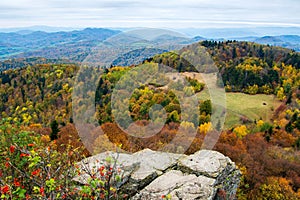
[0,119,126,199]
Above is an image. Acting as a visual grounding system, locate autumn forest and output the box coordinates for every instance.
[0,39,300,199]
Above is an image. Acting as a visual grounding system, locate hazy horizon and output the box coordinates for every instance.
[0,0,299,28]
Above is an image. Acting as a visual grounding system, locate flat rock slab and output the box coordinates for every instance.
[179,150,233,178]
[75,149,184,184]
[132,170,215,200]
[124,148,185,180]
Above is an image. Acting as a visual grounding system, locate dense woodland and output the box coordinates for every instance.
[0,41,300,199]
[0,57,76,71]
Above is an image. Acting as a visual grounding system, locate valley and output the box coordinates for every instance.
[0,32,299,199]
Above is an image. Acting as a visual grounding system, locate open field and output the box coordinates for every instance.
[197,89,281,129]
[223,93,281,128]
[181,72,282,129]
[155,72,282,129]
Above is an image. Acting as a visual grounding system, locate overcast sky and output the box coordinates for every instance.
[0,0,299,28]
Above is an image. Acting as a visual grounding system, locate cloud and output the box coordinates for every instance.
[0,0,299,28]
[45,0,143,9]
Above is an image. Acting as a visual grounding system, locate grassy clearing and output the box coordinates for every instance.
[188,73,282,129]
[197,90,281,129]
[160,72,282,129]
[224,93,281,129]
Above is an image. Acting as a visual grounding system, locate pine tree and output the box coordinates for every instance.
[50,120,59,140]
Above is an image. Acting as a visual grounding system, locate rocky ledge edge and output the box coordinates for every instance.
[74,149,241,200]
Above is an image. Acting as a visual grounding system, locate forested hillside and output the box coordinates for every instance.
[0,28,121,61]
[0,57,76,71]
[0,64,76,125]
[0,41,299,199]
[153,41,300,94]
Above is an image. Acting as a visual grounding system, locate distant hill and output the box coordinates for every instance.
[255,36,284,44]
[254,35,300,51]
[0,29,206,65]
[112,48,168,66]
[71,30,205,67]
[110,35,205,66]
[171,34,300,52]
[178,27,300,38]
[226,35,300,52]
[0,57,76,71]
[0,27,299,69]
[0,28,121,61]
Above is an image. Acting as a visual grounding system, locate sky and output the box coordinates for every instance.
[0,0,299,28]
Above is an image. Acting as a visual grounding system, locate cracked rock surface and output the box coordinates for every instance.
[75,149,241,200]
[132,170,215,200]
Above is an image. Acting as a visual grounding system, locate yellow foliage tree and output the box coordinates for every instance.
[40,135,51,143]
[244,84,259,95]
[233,125,248,138]
[257,120,264,128]
[199,122,212,135]
[180,121,196,132]
[276,87,286,101]
[258,177,299,200]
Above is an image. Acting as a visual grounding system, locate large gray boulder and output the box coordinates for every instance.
[132,170,215,200]
[75,149,241,200]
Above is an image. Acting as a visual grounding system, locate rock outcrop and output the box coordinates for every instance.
[75,149,241,200]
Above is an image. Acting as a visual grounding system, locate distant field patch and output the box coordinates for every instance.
[224,93,281,128]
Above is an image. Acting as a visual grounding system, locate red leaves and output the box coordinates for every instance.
[107,171,112,176]
[20,153,29,158]
[31,169,41,176]
[14,178,21,187]
[100,193,105,199]
[40,187,45,197]
[9,145,16,153]
[99,166,105,172]
[100,171,105,177]
[1,185,10,194]
[99,165,105,177]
